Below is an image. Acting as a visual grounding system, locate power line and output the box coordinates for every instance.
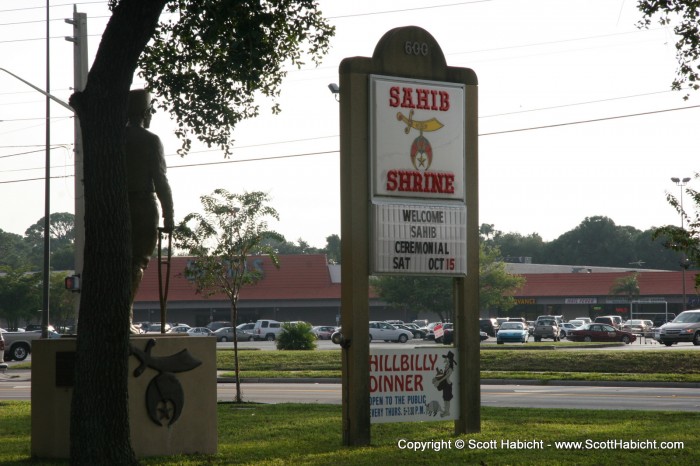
[479,104,700,137]
[328,0,492,19]
[0,1,105,14]
[4,102,700,184]
[480,90,675,119]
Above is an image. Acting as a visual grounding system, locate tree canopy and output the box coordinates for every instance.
[174,189,283,402]
[638,0,700,99]
[139,0,334,155]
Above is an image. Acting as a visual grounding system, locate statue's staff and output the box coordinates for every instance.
[157,227,172,334]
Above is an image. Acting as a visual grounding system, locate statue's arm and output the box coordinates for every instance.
[152,137,174,231]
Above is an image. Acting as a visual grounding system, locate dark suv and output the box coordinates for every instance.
[479,318,499,337]
[652,313,676,327]
[655,310,700,346]
[594,315,622,329]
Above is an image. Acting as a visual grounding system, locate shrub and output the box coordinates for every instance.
[276,322,317,350]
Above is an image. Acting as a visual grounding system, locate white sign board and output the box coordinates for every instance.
[372,202,466,275]
[370,75,465,202]
[369,74,467,276]
[370,347,459,424]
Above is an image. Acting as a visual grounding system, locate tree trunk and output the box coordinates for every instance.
[231,300,242,403]
[69,1,166,464]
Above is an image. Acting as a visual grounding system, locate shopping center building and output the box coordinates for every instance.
[133,254,698,326]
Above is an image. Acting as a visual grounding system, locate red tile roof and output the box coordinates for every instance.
[512,271,699,297]
[135,254,340,303]
[135,254,699,304]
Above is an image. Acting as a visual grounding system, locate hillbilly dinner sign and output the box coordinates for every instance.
[370,347,459,424]
[370,75,467,276]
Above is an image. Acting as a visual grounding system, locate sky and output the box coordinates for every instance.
[1,0,699,249]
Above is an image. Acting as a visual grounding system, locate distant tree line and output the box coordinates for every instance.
[0,213,687,274]
[0,212,687,329]
[481,215,687,271]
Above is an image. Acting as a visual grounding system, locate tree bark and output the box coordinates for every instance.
[69,1,166,464]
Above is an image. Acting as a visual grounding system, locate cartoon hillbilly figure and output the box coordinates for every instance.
[432,350,455,417]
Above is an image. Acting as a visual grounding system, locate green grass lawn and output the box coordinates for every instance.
[2,348,699,464]
[0,402,696,465]
[217,348,700,383]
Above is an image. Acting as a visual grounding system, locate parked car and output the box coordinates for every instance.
[0,329,47,361]
[252,319,283,341]
[655,310,700,346]
[652,313,677,327]
[568,319,585,328]
[526,321,535,335]
[186,327,214,337]
[594,315,623,329]
[533,318,560,342]
[146,322,172,333]
[567,323,636,344]
[24,324,55,332]
[537,315,563,326]
[479,318,499,337]
[236,323,255,335]
[496,322,529,344]
[312,326,337,340]
[206,321,233,331]
[422,322,445,340]
[440,325,489,344]
[397,323,426,338]
[168,325,191,334]
[575,317,592,324]
[507,317,527,326]
[0,330,5,363]
[384,320,404,325]
[369,321,412,343]
[559,322,579,337]
[621,319,654,336]
[214,327,254,342]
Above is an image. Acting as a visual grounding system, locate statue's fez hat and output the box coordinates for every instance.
[128,89,152,117]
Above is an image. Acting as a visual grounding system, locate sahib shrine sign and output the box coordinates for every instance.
[370,75,467,276]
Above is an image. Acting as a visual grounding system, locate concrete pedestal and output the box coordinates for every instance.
[31,335,217,458]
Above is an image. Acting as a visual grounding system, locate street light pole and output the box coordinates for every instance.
[671,177,691,311]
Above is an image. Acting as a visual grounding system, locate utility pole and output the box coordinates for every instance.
[65,6,88,327]
[41,0,50,339]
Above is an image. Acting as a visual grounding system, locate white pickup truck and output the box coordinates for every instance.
[1,330,44,361]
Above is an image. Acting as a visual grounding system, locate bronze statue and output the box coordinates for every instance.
[126,89,174,333]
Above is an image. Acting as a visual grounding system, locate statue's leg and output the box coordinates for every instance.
[130,262,148,333]
[130,195,159,333]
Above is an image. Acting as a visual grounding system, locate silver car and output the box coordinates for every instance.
[369,321,412,343]
[214,326,254,342]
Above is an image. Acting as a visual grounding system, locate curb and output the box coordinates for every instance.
[6,370,699,390]
[217,376,700,389]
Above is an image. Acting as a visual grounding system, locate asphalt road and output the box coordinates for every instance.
[216,381,700,410]
[222,336,700,351]
[2,376,698,410]
[3,336,700,408]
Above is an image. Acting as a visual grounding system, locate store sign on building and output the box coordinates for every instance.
[370,75,467,276]
[565,298,597,304]
[369,347,459,424]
